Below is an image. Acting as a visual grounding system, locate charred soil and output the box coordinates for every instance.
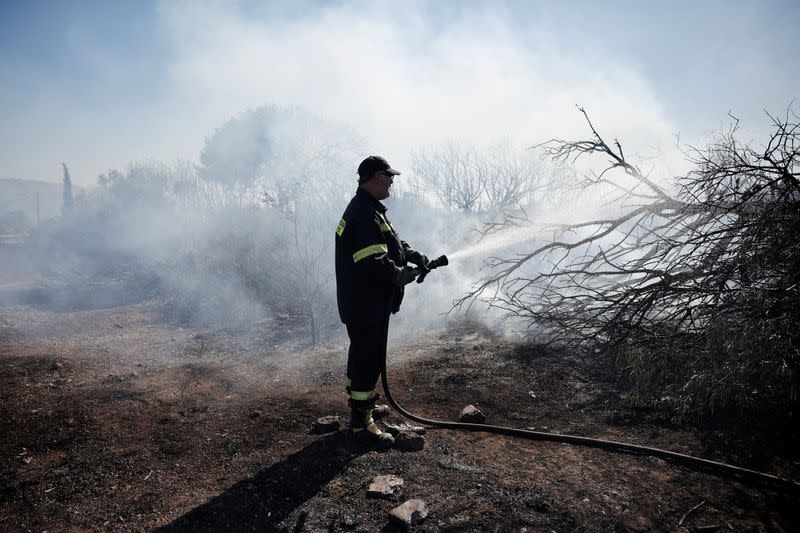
[1,300,798,532]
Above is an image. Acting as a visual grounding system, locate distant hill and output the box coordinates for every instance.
[0,178,83,228]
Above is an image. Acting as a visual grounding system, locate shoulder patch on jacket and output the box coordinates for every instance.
[377,213,393,233]
[336,218,346,237]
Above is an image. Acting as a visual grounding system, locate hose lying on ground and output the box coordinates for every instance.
[380,364,800,493]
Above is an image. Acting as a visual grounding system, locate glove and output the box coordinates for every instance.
[415,254,430,269]
[392,266,417,287]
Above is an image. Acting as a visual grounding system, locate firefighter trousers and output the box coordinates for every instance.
[345,315,390,401]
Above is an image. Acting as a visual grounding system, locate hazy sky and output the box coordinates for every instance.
[1,0,797,186]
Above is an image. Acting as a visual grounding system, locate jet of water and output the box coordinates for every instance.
[447,222,541,262]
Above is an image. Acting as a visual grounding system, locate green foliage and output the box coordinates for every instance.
[622,306,799,420]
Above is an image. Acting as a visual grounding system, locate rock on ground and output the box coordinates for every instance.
[312,415,341,434]
[388,499,428,529]
[367,474,404,498]
[393,432,425,452]
[459,404,486,423]
[383,421,427,436]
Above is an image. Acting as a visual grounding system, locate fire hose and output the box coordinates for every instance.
[382,255,800,492]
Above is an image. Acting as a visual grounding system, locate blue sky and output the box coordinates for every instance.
[1,2,161,104]
[1,0,798,185]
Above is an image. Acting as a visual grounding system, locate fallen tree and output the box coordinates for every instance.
[458,106,800,419]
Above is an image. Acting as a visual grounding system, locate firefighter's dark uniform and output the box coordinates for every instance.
[335,187,426,436]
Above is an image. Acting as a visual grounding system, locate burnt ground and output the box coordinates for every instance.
[1,299,799,532]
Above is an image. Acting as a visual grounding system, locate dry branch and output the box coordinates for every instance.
[457,105,800,418]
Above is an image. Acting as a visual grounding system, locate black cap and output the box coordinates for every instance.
[357,155,400,184]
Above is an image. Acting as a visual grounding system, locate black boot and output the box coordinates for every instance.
[348,398,394,450]
[346,386,390,420]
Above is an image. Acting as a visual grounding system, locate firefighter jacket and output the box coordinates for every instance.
[335,188,426,324]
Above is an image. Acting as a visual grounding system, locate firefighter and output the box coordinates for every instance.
[335,155,429,449]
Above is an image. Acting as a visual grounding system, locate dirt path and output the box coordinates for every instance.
[1,302,798,531]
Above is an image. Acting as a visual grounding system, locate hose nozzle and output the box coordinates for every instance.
[415,254,448,283]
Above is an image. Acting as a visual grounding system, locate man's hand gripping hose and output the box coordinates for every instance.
[381,253,800,493]
[411,255,449,284]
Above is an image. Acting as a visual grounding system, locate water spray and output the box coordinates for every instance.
[447,222,541,262]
